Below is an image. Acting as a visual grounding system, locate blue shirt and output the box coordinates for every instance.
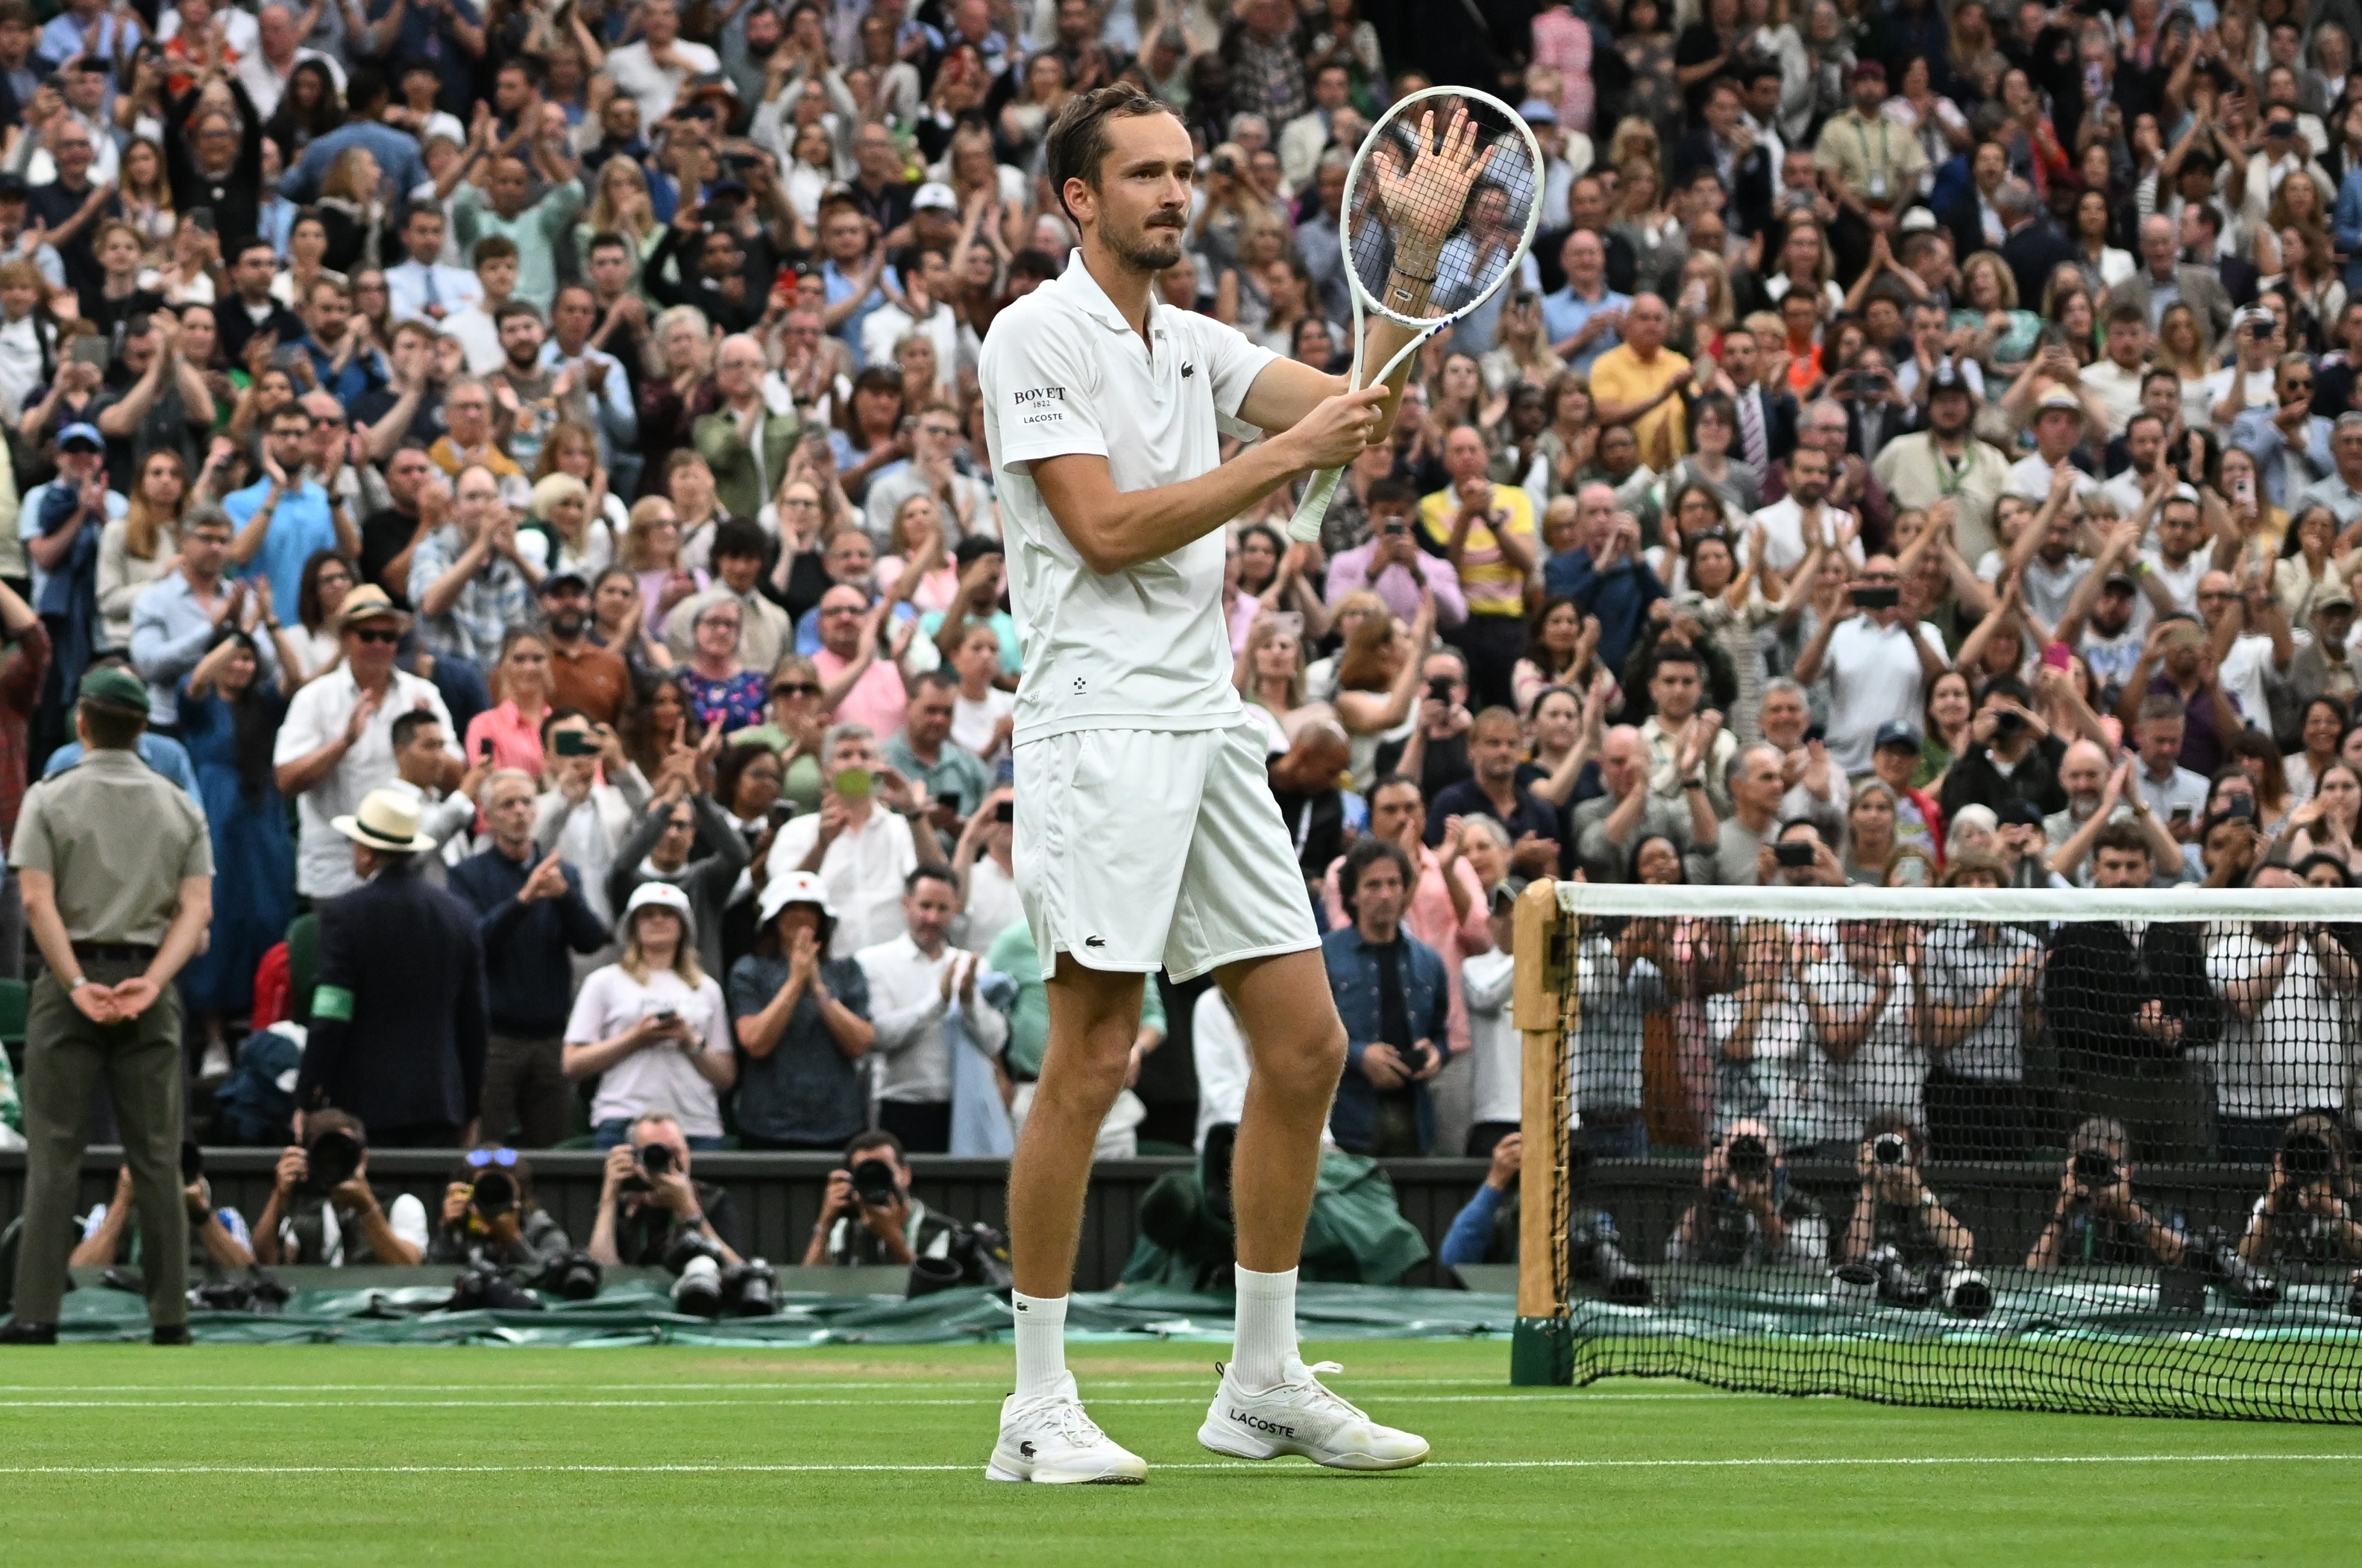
[128,573,284,727]
[1541,284,1630,372]
[1320,924,1448,1155]
[822,259,896,366]
[16,482,125,609]
[222,478,336,626]
[2228,404,2334,509]
[43,734,202,801]
[1545,547,1666,672]
[280,122,429,207]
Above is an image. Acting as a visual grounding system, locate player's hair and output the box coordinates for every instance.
[1045,82,1184,227]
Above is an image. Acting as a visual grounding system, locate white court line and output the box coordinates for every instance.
[0,1455,2358,1478]
[0,1376,1644,1394]
[0,1392,1716,1411]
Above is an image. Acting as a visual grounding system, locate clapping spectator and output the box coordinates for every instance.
[409,464,541,671]
[855,866,1006,1154]
[729,872,876,1150]
[663,520,790,676]
[604,733,752,982]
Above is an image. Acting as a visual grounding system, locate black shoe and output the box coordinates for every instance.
[151,1324,192,1345]
[0,1320,58,1345]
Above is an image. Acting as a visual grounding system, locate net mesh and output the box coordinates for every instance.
[1527,885,2362,1423]
[1345,94,1537,327]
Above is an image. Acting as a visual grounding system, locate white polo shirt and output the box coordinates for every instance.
[1741,496,1861,576]
[1819,613,1949,773]
[270,666,459,899]
[2003,453,2102,503]
[978,251,1275,745]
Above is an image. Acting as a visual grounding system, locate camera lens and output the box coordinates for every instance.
[1727,1134,1770,1181]
[850,1156,897,1207]
[1873,1134,1908,1166]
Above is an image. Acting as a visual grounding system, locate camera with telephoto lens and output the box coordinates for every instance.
[1930,1263,1994,1320]
[724,1259,778,1317]
[2070,1147,2117,1189]
[2187,1225,2280,1309]
[470,1168,517,1220]
[532,1250,603,1302]
[1568,1211,1653,1306]
[1836,1244,1932,1309]
[1872,1133,1910,1167]
[303,1129,364,1194]
[1725,1134,1771,1184]
[665,1231,726,1317]
[850,1156,899,1209]
[447,1264,542,1313]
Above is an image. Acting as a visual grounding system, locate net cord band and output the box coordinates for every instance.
[1554,883,2362,922]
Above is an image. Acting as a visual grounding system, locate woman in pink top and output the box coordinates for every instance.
[1222,532,1263,653]
[465,628,556,775]
[873,495,962,616]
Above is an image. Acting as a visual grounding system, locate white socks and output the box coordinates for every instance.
[1012,1291,1069,1399]
[1231,1265,1299,1391]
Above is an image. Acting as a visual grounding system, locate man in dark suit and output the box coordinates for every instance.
[1718,327,1797,470]
[2182,201,2257,308]
[296,787,489,1148]
[1673,77,1774,239]
[2041,821,2222,1159]
[1995,179,2077,318]
[1939,141,2011,267]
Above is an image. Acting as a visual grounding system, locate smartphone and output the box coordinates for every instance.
[188,206,215,234]
[1380,517,1409,536]
[271,343,310,373]
[553,728,597,757]
[2041,640,2073,671]
[2228,795,2256,822]
[768,801,794,828]
[994,798,1014,824]
[1850,585,1900,611]
[69,336,110,369]
[477,736,494,762]
[832,766,873,801]
[2234,473,2256,508]
[1774,840,1815,868]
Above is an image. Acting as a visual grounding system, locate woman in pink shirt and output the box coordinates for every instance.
[465,628,556,775]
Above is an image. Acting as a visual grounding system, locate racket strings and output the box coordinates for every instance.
[1345,96,1539,324]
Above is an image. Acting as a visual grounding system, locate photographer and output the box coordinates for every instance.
[72,1158,256,1273]
[427,1147,577,1271]
[2237,1112,2362,1267]
[2026,1115,2189,1269]
[587,1111,744,1268]
[1835,1115,1975,1269]
[803,1128,958,1267]
[1666,1120,1828,1269]
[252,1110,429,1266]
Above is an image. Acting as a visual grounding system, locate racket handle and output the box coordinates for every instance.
[1287,465,1344,544]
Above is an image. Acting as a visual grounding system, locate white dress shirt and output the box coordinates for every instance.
[857,933,1008,1106]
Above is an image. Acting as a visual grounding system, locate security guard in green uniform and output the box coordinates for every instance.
[0,667,214,1344]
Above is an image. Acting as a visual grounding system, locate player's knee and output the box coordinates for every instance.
[1261,1018,1348,1103]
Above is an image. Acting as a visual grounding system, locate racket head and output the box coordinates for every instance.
[1339,86,1545,333]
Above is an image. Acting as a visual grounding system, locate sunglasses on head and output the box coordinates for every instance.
[465,1147,519,1168]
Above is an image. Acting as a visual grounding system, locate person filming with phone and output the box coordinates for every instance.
[804,1128,958,1267]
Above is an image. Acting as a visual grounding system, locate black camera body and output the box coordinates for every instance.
[304,1129,364,1194]
[1872,1133,1910,1167]
[850,1156,899,1208]
[2070,1147,2117,1188]
[1569,1211,1652,1306]
[471,1169,517,1220]
[1725,1134,1771,1183]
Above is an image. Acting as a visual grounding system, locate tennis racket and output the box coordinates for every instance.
[1284,86,1545,544]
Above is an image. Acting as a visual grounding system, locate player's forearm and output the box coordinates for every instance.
[1035,441,1307,576]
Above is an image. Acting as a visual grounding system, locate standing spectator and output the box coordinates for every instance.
[603,758,751,985]
[447,139,585,315]
[729,871,876,1150]
[1792,555,1951,775]
[564,881,735,1148]
[178,626,296,1082]
[1429,709,1566,878]
[23,424,125,734]
[1323,837,1448,1156]
[1713,742,1786,884]
[2043,819,2221,1080]
[603,0,717,127]
[773,722,943,957]
[812,583,914,739]
[1418,424,1536,708]
[129,509,275,729]
[1574,723,1717,883]
[1321,773,1491,1064]
[1940,676,2070,821]
[1322,479,1469,628]
[463,628,556,777]
[692,335,798,522]
[540,570,631,728]
[25,116,119,303]
[1545,485,1665,673]
[295,787,487,1147]
[663,520,789,677]
[856,865,1006,1154]
[886,670,990,828]
[0,666,212,1346]
[450,768,610,1147]
[409,464,540,672]
[271,585,462,901]
[227,406,354,626]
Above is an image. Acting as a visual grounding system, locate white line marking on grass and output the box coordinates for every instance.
[0,1392,1723,1411]
[0,1455,2358,1479]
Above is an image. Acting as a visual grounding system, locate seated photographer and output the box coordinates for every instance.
[586,1111,745,1268]
[1665,1119,1829,1269]
[2237,1112,2362,1267]
[1835,1115,1975,1269]
[1439,1131,1524,1268]
[252,1111,430,1267]
[2026,1115,2189,1269]
[802,1128,959,1267]
[427,1147,578,1271]
[72,1159,256,1273]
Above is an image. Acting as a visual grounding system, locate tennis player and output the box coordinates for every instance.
[977,83,1488,1483]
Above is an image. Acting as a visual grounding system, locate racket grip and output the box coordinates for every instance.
[1287,465,1344,544]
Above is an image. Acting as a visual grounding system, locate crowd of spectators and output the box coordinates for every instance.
[0,0,2354,1281]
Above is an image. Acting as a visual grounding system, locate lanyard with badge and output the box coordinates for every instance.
[1859,118,1893,203]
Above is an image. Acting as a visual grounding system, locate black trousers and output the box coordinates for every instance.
[1443,614,1527,714]
[1466,1121,1520,1159]
[877,1100,952,1154]
[368,1121,465,1150]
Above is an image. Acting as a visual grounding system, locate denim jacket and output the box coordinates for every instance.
[1321,925,1450,1155]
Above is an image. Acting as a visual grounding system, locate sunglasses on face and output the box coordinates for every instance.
[773,681,820,696]
[351,626,401,644]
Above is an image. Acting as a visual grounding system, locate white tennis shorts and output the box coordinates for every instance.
[1013,722,1321,983]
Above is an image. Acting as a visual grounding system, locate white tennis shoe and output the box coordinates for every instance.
[985,1372,1149,1484]
[1197,1358,1430,1471]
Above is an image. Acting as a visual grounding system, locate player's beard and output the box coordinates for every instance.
[1111,212,1187,274]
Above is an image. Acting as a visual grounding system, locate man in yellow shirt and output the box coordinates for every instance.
[1418,424,1536,708]
[1587,294,1695,473]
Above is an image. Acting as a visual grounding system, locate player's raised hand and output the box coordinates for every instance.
[1286,384,1390,470]
[1375,105,1496,270]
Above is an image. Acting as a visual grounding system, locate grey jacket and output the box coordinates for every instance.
[604,790,752,982]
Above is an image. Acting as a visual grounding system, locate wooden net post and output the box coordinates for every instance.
[1510,878,1574,1386]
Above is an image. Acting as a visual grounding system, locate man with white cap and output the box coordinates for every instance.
[295,786,488,1150]
[272,584,463,901]
[727,871,876,1151]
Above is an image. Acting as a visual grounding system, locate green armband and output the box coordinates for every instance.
[311,985,356,1022]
